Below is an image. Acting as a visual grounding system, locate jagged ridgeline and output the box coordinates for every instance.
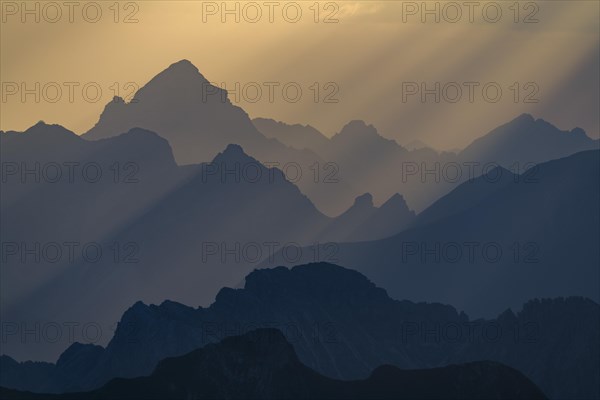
[2,264,598,399]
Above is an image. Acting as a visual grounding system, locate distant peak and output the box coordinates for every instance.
[346,120,369,128]
[338,120,379,137]
[136,59,209,96]
[129,300,149,312]
[381,193,407,208]
[167,59,199,73]
[24,121,78,139]
[354,192,374,208]
[570,127,588,138]
[211,144,259,166]
[223,143,245,154]
[160,59,206,82]
[513,113,535,124]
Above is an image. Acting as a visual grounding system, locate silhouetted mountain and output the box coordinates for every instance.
[0,329,547,400]
[1,123,195,362]
[320,193,416,242]
[81,60,354,215]
[3,264,596,399]
[1,124,414,362]
[252,118,331,155]
[251,115,598,213]
[459,113,599,166]
[410,165,516,228]
[83,63,599,215]
[84,60,267,164]
[273,150,600,319]
[0,357,56,394]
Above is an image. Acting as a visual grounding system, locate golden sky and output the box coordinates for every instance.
[1,0,599,150]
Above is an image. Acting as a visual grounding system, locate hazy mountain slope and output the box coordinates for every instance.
[252,117,331,155]
[319,193,416,242]
[251,114,599,213]
[268,150,600,318]
[1,126,410,363]
[82,60,354,215]
[459,113,599,166]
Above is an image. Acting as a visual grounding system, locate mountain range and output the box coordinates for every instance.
[0,123,413,362]
[2,263,597,399]
[266,150,600,318]
[2,59,598,400]
[0,329,547,400]
[80,60,599,214]
[253,112,598,213]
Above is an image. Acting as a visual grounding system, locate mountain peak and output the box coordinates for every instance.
[211,144,256,165]
[164,59,201,75]
[570,127,589,138]
[243,262,386,302]
[514,113,535,123]
[353,192,374,208]
[379,193,410,211]
[21,122,80,143]
[338,120,379,138]
[130,59,211,104]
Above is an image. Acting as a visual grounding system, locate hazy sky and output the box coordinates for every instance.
[2,0,598,150]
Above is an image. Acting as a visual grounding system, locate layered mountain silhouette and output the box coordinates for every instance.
[0,329,547,400]
[3,60,598,400]
[0,123,416,362]
[319,193,416,242]
[82,60,355,215]
[2,264,597,399]
[254,114,599,212]
[267,150,600,318]
[80,60,599,215]
[459,113,599,166]
[84,60,275,165]
[252,117,331,154]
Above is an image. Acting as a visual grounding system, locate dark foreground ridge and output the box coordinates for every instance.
[0,328,547,400]
[2,263,597,399]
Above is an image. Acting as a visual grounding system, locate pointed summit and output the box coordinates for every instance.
[379,193,411,213]
[211,144,256,165]
[154,59,207,82]
[512,113,535,125]
[83,60,271,164]
[131,60,212,104]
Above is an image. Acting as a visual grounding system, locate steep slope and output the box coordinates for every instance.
[410,165,516,228]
